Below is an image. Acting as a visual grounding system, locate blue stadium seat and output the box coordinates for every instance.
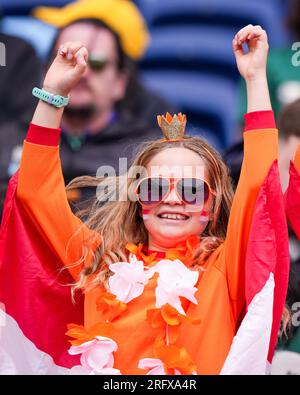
[0,1,72,15]
[141,26,238,81]
[141,71,239,149]
[139,0,288,47]
[1,16,57,60]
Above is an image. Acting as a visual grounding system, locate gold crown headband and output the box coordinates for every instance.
[157,112,187,141]
[157,112,221,174]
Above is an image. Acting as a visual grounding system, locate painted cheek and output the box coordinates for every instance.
[198,210,210,224]
[184,208,210,224]
[142,209,151,221]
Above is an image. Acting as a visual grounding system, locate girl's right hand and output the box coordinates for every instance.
[43,41,88,97]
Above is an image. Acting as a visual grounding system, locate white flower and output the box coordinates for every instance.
[138,358,167,375]
[68,336,121,375]
[138,358,182,375]
[108,254,149,303]
[69,366,121,375]
[152,259,199,315]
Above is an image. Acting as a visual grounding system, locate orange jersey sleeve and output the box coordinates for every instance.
[293,145,300,174]
[221,111,278,322]
[16,123,101,280]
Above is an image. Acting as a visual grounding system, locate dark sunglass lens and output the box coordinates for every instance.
[138,178,169,205]
[178,179,209,205]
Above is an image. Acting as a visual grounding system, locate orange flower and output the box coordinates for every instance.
[126,235,200,268]
[66,322,113,346]
[147,305,201,344]
[96,291,127,322]
[125,242,158,266]
[154,339,197,375]
[166,235,200,266]
[148,304,200,327]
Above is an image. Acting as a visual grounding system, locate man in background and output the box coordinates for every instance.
[33,0,172,191]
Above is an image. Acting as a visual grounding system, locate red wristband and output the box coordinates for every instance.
[26,122,61,146]
[244,111,276,132]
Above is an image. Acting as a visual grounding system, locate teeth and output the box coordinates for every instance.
[160,213,188,220]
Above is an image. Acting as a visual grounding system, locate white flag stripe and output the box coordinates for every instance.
[0,311,68,375]
[220,273,275,375]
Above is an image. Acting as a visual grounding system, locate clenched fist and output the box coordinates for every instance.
[233,24,269,81]
[43,41,88,97]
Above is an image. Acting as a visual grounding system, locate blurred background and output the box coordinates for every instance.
[0,0,300,372]
[0,0,296,149]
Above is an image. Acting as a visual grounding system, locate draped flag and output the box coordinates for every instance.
[0,172,83,369]
[285,162,300,240]
[221,161,290,374]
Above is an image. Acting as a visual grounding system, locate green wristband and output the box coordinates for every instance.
[32,87,69,108]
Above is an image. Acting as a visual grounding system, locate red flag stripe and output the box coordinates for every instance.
[245,161,290,362]
[0,173,83,367]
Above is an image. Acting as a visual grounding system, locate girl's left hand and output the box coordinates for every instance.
[233,24,269,81]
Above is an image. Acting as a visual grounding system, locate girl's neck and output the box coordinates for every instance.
[147,238,180,253]
[147,234,201,254]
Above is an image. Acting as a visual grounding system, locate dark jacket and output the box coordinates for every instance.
[0,33,41,218]
[0,33,41,125]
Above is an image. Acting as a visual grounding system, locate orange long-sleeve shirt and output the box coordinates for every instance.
[16,111,278,374]
[293,145,300,174]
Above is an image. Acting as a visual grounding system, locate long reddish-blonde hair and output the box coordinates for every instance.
[66,135,234,291]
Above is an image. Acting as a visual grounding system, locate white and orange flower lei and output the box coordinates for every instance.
[66,236,203,375]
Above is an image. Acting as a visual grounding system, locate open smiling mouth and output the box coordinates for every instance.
[157,212,190,221]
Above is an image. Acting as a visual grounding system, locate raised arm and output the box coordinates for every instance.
[16,42,100,280]
[222,26,278,320]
